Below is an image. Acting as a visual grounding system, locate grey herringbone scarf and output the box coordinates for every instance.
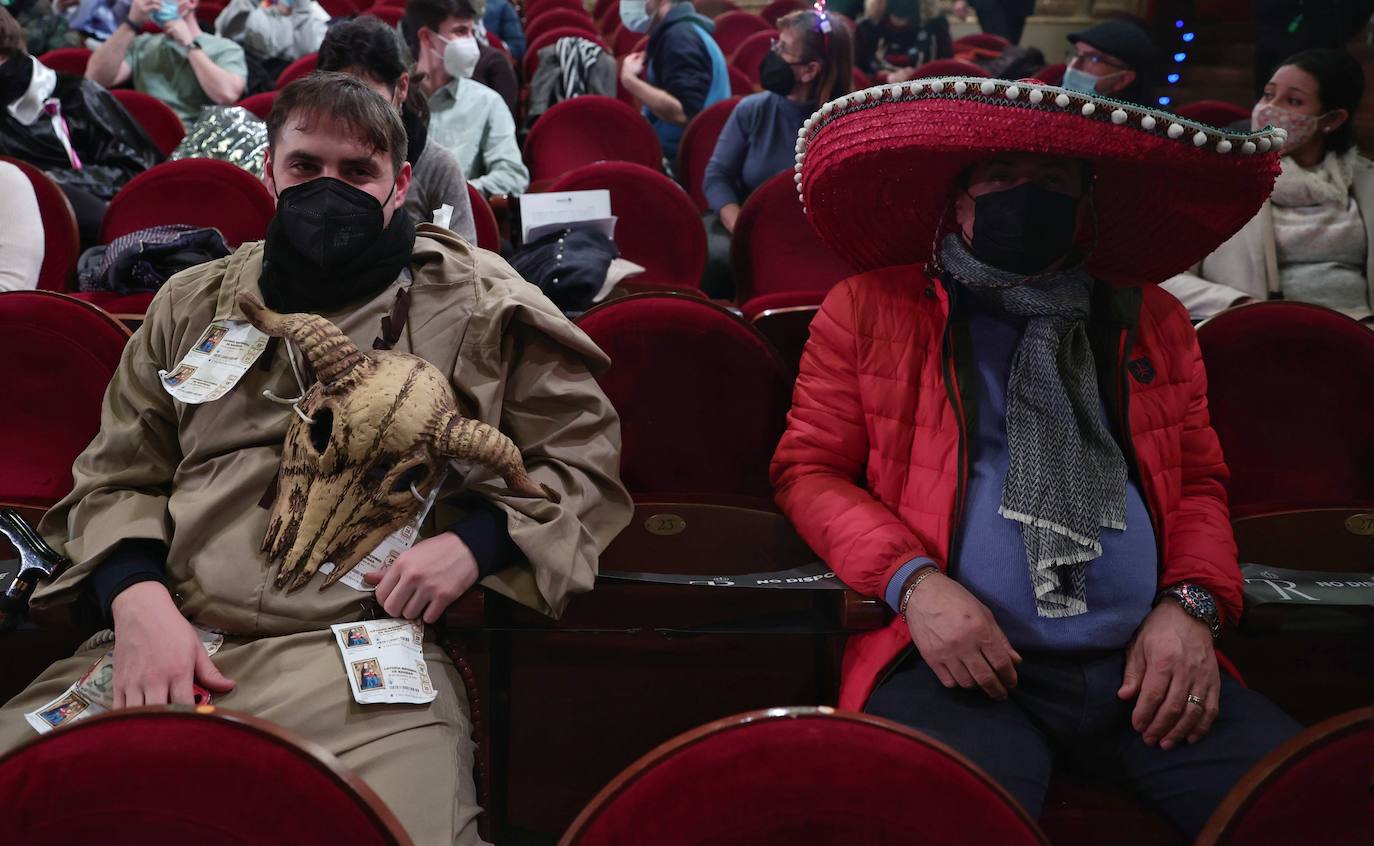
[940,235,1127,618]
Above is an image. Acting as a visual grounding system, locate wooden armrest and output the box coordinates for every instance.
[487,194,512,244]
[443,588,486,631]
[840,590,887,631]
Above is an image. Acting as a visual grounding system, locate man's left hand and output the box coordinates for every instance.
[1118,600,1220,751]
[363,533,479,624]
[620,52,646,85]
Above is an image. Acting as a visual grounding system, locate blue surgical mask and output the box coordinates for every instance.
[151,0,180,24]
[1060,67,1101,95]
[620,0,651,33]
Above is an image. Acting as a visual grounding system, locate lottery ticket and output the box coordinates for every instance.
[158,319,270,404]
[331,619,437,705]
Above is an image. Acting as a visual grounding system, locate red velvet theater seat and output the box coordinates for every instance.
[0,291,130,510]
[0,706,413,846]
[560,707,1049,846]
[1196,301,1374,516]
[909,58,990,80]
[1175,100,1251,129]
[238,89,279,120]
[760,0,806,26]
[468,183,501,252]
[575,293,792,500]
[525,28,611,78]
[525,8,597,44]
[524,96,663,184]
[731,171,856,304]
[275,52,319,89]
[676,96,741,213]
[37,47,93,77]
[550,162,706,289]
[1197,707,1374,846]
[710,10,772,58]
[109,89,186,157]
[1,157,80,293]
[729,30,774,86]
[100,158,276,247]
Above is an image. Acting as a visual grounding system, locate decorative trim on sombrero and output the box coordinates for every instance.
[792,77,1287,212]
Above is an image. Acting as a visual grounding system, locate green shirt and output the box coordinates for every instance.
[127,33,247,129]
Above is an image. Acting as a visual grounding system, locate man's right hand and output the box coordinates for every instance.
[110,581,235,707]
[126,0,161,28]
[904,571,1022,700]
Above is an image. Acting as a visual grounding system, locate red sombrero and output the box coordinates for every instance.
[795,78,1286,286]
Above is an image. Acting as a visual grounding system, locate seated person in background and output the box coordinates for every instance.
[1165,48,1373,322]
[406,0,518,118]
[63,0,132,43]
[619,0,730,162]
[85,0,246,130]
[773,77,1301,838]
[9,0,84,55]
[214,0,329,84]
[1061,18,1157,105]
[0,159,44,291]
[407,0,527,196]
[482,0,525,61]
[854,0,951,81]
[964,0,1034,45]
[0,8,162,244]
[0,73,631,846]
[318,16,478,242]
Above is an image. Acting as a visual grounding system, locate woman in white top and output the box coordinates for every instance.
[1164,49,1373,322]
[0,160,43,292]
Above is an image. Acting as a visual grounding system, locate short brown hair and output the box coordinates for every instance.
[266,72,408,174]
[0,8,28,61]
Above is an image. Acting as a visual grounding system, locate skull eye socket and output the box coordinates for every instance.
[391,465,429,495]
[309,407,334,454]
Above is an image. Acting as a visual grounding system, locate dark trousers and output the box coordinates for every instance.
[866,649,1301,838]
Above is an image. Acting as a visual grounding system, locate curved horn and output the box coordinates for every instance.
[433,411,560,503]
[238,292,366,385]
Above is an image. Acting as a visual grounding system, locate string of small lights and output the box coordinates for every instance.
[1158,18,1196,108]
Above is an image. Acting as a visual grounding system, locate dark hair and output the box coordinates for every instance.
[318,16,430,125]
[778,11,853,105]
[267,72,409,174]
[0,8,27,61]
[401,0,479,60]
[1279,48,1365,154]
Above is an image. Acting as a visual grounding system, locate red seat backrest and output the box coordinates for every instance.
[954,32,1010,52]
[525,0,587,20]
[575,294,792,498]
[525,95,663,184]
[317,0,363,14]
[1175,100,1251,129]
[550,162,705,289]
[1037,62,1066,85]
[711,10,772,57]
[363,5,404,25]
[760,0,805,25]
[729,29,774,85]
[0,707,413,846]
[525,7,596,44]
[36,47,92,77]
[276,52,319,89]
[563,708,1050,846]
[467,183,500,252]
[100,159,276,246]
[237,90,278,120]
[909,58,990,79]
[0,291,130,509]
[109,89,186,158]
[1196,301,1374,515]
[675,95,741,213]
[1,157,80,293]
[610,24,644,57]
[727,64,754,96]
[732,171,855,304]
[525,28,611,77]
[595,0,620,36]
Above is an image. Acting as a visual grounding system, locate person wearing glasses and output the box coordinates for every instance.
[1061,18,1158,106]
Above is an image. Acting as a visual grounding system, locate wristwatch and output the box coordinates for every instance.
[1159,583,1221,639]
[187,38,204,51]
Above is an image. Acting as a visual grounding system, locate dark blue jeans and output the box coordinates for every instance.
[865,649,1301,837]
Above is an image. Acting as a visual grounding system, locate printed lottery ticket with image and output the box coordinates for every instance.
[320,472,446,592]
[158,319,270,404]
[331,619,437,706]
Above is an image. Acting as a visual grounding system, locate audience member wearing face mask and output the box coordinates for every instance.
[853,0,951,81]
[1163,48,1373,323]
[406,0,517,117]
[1060,18,1157,106]
[698,10,851,298]
[317,15,477,243]
[405,0,528,196]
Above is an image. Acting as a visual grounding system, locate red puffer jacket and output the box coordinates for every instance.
[771,266,1241,711]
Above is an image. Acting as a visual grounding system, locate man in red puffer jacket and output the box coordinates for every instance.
[773,78,1301,838]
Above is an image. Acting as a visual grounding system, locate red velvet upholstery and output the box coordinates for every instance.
[109,89,186,157]
[954,32,1010,52]
[676,96,741,213]
[611,24,643,56]
[729,29,774,85]
[100,159,276,246]
[1175,100,1251,128]
[525,96,663,183]
[317,0,362,16]
[746,292,822,375]
[0,291,130,509]
[728,64,754,95]
[195,0,225,28]
[237,90,278,119]
[562,708,1048,846]
[0,707,412,846]
[551,162,706,288]
[1036,62,1067,85]
[1,157,80,293]
[731,171,855,303]
[65,290,157,317]
[1197,707,1374,846]
[595,0,620,35]
[36,47,92,76]
[468,183,500,251]
[592,0,617,23]
[852,67,872,90]
[525,8,596,43]
[760,0,805,25]
[364,5,405,25]
[525,28,611,77]
[487,31,507,52]
[741,289,826,320]
[1196,301,1374,516]
[711,10,772,57]
[526,0,587,19]
[276,52,319,89]
[909,58,990,79]
[575,294,792,498]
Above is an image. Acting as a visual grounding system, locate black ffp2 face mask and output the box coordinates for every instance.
[759,51,798,97]
[968,182,1082,276]
[275,177,390,272]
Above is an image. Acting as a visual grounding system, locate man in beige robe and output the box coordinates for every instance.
[0,73,631,846]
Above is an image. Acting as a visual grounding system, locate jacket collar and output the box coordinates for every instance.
[7,59,57,126]
[648,2,711,53]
